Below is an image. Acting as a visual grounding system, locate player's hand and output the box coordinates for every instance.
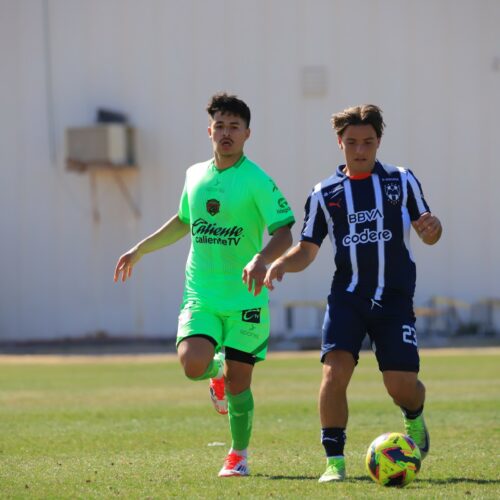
[242,254,267,296]
[113,247,142,282]
[413,212,442,245]
[264,259,286,291]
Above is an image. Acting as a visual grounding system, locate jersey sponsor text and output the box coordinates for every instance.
[348,208,383,224]
[342,227,392,246]
[192,218,243,246]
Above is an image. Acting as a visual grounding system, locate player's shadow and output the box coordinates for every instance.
[255,474,499,485]
[254,473,317,481]
[419,478,500,485]
[254,474,372,482]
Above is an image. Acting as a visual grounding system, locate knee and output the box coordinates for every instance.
[322,363,350,393]
[177,337,215,379]
[178,350,210,379]
[182,362,207,379]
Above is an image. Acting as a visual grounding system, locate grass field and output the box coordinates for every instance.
[0,348,499,498]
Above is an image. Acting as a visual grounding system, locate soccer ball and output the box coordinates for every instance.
[365,432,421,487]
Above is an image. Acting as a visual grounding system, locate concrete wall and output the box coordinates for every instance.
[1,0,499,341]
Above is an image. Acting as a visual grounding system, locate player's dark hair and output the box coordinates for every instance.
[331,104,385,138]
[207,92,251,128]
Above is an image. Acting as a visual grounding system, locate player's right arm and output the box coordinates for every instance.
[264,241,319,291]
[113,214,189,282]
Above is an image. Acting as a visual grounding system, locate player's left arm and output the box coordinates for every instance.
[412,212,442,245]
[242,224,293,296]
[406,169,442,245]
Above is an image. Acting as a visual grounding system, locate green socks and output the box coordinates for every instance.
[227,388,254,450]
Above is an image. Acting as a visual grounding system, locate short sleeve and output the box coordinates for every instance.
[300,191,328,246]
[406,169,430,221]
[251,172,295,235]
[178,177,190,224]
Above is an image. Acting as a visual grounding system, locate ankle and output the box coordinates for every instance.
[401,405,424,419]
[229,448,247,458]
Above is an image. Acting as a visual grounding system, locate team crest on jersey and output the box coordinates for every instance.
[384,182,401,204]
[206,199,220,216]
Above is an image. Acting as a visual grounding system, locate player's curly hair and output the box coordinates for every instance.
[331,104,385,138]
[207,92,251,128]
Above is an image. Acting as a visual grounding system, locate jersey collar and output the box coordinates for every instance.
[336,160,383,179]
[210,155,246,172]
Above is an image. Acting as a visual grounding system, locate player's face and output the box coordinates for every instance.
[338,124,380,173]
[208,111,250,159]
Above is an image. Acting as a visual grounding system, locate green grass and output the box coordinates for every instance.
[0,349,499,498]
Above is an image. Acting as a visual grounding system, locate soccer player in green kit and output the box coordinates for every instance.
[114,93,295,477]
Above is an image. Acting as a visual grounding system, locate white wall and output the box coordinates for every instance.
[1,0,499,341]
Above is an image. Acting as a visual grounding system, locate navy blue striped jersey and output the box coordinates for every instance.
[300,161,430,300]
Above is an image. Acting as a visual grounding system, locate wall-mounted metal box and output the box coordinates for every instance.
[66,124,136,170]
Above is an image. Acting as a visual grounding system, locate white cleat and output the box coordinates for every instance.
[218,452,249,477]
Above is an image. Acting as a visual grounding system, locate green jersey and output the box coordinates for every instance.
[178,155,295,310]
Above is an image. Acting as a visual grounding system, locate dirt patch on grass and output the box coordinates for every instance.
[0,346,498,364]
[0,354,179,365]
[417,346,500,356]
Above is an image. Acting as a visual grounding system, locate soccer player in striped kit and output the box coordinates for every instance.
[264,104,442,482]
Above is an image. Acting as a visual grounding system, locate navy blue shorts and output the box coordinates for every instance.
[320,290,420,372]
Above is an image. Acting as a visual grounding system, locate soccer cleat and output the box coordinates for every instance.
[404,413,430,460]
[209,352,227,415]
[318,456,346,482]
[218,452,249,477]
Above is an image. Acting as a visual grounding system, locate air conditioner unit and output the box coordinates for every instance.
[66,124,135,168]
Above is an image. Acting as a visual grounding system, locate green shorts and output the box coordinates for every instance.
[176,301,270,361]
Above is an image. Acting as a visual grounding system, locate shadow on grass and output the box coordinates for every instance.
[253,474,317,481]
[254,474,372,482]
[419,478,500,485]
[255,474,499,485]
